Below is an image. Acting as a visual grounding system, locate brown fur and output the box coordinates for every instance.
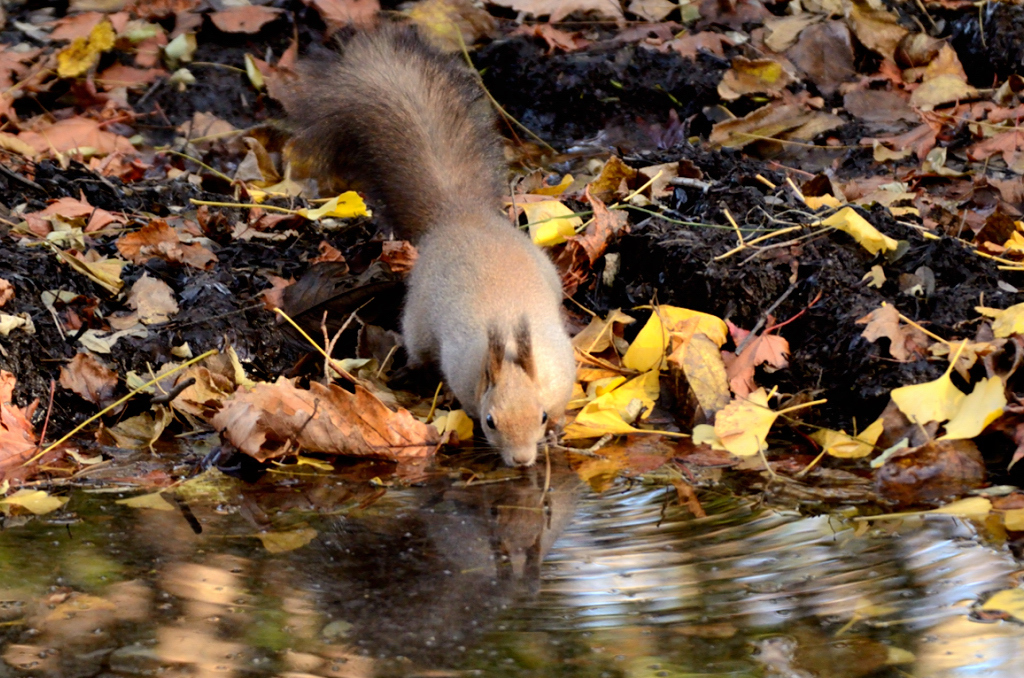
[283,24,577,467]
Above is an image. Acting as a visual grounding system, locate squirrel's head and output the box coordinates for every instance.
[477,319,550,467]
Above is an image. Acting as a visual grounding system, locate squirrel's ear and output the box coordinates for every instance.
[513,316,536,379]
[484,325,504,386]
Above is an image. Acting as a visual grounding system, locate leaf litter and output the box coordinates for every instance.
[1,0,1024,535]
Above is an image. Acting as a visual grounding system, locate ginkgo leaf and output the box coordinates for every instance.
[54,248,125,295]
[432,409,474,443]
[981,588,1024,623]
[890,364,965,426]
[939,376,1006,440]
[976,302,1024,338]
[816,206,898,254]
[812,417,883,458]
[1004,508,1024,531]
[692,423,726,450]
[714,387,776,457]
[622,311,669,371]
[116,492,174,511]
[522,200,582,246]
[56,20,115,78]
[298,192,370,220]
[622,306,728,372]
[563,370,660,439]
[0,490,67,515]
[257,527,317,553]
[930,496,992,517]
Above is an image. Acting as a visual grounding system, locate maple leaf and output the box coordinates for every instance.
[722,320,789,398]
[855,304,931,361]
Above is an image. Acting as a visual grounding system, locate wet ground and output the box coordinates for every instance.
[1,452,1020,678]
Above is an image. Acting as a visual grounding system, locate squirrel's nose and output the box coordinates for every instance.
[509,446,538,467]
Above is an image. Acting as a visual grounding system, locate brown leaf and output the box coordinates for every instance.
[487,0,624,22]
[377,240,418,275]
[0,279,13,308]
[875,439,986,507]
[588,155,637,203]
[50,12,106,42]
[17,116,135,158]
[855,304,931,361]
[59,352,118,406]
[0,370,39,473]
[664,32,732,58]
[96,64,165,91]
[785,21,854,96]
[709,101,843,149]
[408,0,498,52]
[24,195,125,234]
[512,24,589,54]
[209,5,282,33]
[304,0,380,33]
[718,56,796,101]
[677,332,731,417]
[843,89,915,123]
[126,273,179,325]
[116,220,218,269]
[212,377,440,462]
[722,321,790,397]
[846,0,907,59]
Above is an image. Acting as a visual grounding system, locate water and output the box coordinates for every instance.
[0,454,1021,677]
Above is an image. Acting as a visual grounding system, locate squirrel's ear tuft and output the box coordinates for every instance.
[485,325,504,386]
[513,316,536,378]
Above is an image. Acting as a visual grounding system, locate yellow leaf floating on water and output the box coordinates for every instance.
[939,376,1006,440]
[0,489,68,515]
[976,302,1024,338]
[258,527,318,553]
[57,20,116,78]
[714,387,776,457]
[563,370,659,439]
[816,206,898,255]
[692,423,726,450]
[298,192,370,220]
[812,417,884,459]
[1004,508,1024,531]
[981,588,1024,622]
[930,496,993,517]
[116,492,174,511]
[522,200,582,246]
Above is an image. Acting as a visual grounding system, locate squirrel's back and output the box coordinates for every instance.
[282,26,506,239]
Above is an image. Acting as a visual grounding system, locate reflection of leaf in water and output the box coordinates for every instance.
[258,527,318,553]
[0,489,67,515]
[982,588,1024,623]
[116,492,174,511]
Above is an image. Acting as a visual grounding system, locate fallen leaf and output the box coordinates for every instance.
[939,376,1006,440]
[298,192,370,220]
[624,306,728,372]
[709,101,844,149]
[812,419,883,458]
[209,5,282,33]
[563,370,660,439]
[763,13,821,52]
[116,492,175,510]
[856,304,931,361]
[18,116,136,158]
[846,0,907,59]
[378,240,418,275]
[816,206,898,255]
[0,279,12,308]
[976,302,1024,338]
[0,371,39,473]
[126,273,178,325]
[99,407,173,450]
[572,308,634,354]
[55,248,125,295]
[0,490,67,515]
[679,332,732,417]
[257,526,318,553]
[59,352,118,406]
[116,220,218,269]
[980,589,1024,623]
[431,409,474,443]
[521,200,582,246]
[487,0,624,22]
[587,155,638,203]
[96,64,165,90]
[718,56,795,100]
[890,360,965,426]
[56,20,115,78]
[714,387,776,457]
[512,23,589,54]
[211,377,440,462]
[407,0,496,52]
[305,0,380,33]
[722,321,789,398]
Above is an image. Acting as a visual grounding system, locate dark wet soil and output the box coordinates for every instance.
[0,0,1019,479]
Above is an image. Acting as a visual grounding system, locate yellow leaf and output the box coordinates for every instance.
[816,206,898,255]
[676,332,731,416]
[976,302,1024,338]
[572,309,634,354]
[660,306,728,348]
[532,174,574,196]
[0,489,68,515]
[432,409,474,443]
[298,192,370,220]
[981,588,1024,622]
[116,492,175,511]
[692,423,726,450]
[939,376,1006,440]
[563,370,660,439]
[812,418,883,459]
[522,200,582,246]
[57,20,116,78]
[714,388,776,457]
[930,496,992,517]
[243,53,264,91]
[804,194,844,210]
[1004,508,1024,531]
[890,368,965,426]
[257,527,318,553]
[291,455,334,470]
[621,311,668,372]
[54,248,125,295]
[0,132,38,159]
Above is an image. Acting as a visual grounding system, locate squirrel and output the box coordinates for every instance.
[282,25,576,467]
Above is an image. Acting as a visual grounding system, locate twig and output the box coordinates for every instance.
[36,380,57,451]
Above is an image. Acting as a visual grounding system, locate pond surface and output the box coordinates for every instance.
[0,454,1021,678]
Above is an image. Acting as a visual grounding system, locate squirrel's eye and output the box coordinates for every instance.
[485,414,496,429]
[541,411,549,425]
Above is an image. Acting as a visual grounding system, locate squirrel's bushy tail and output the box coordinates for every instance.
[281,25,506,241]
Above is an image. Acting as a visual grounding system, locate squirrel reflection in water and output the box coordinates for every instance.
[293,452,581,663]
